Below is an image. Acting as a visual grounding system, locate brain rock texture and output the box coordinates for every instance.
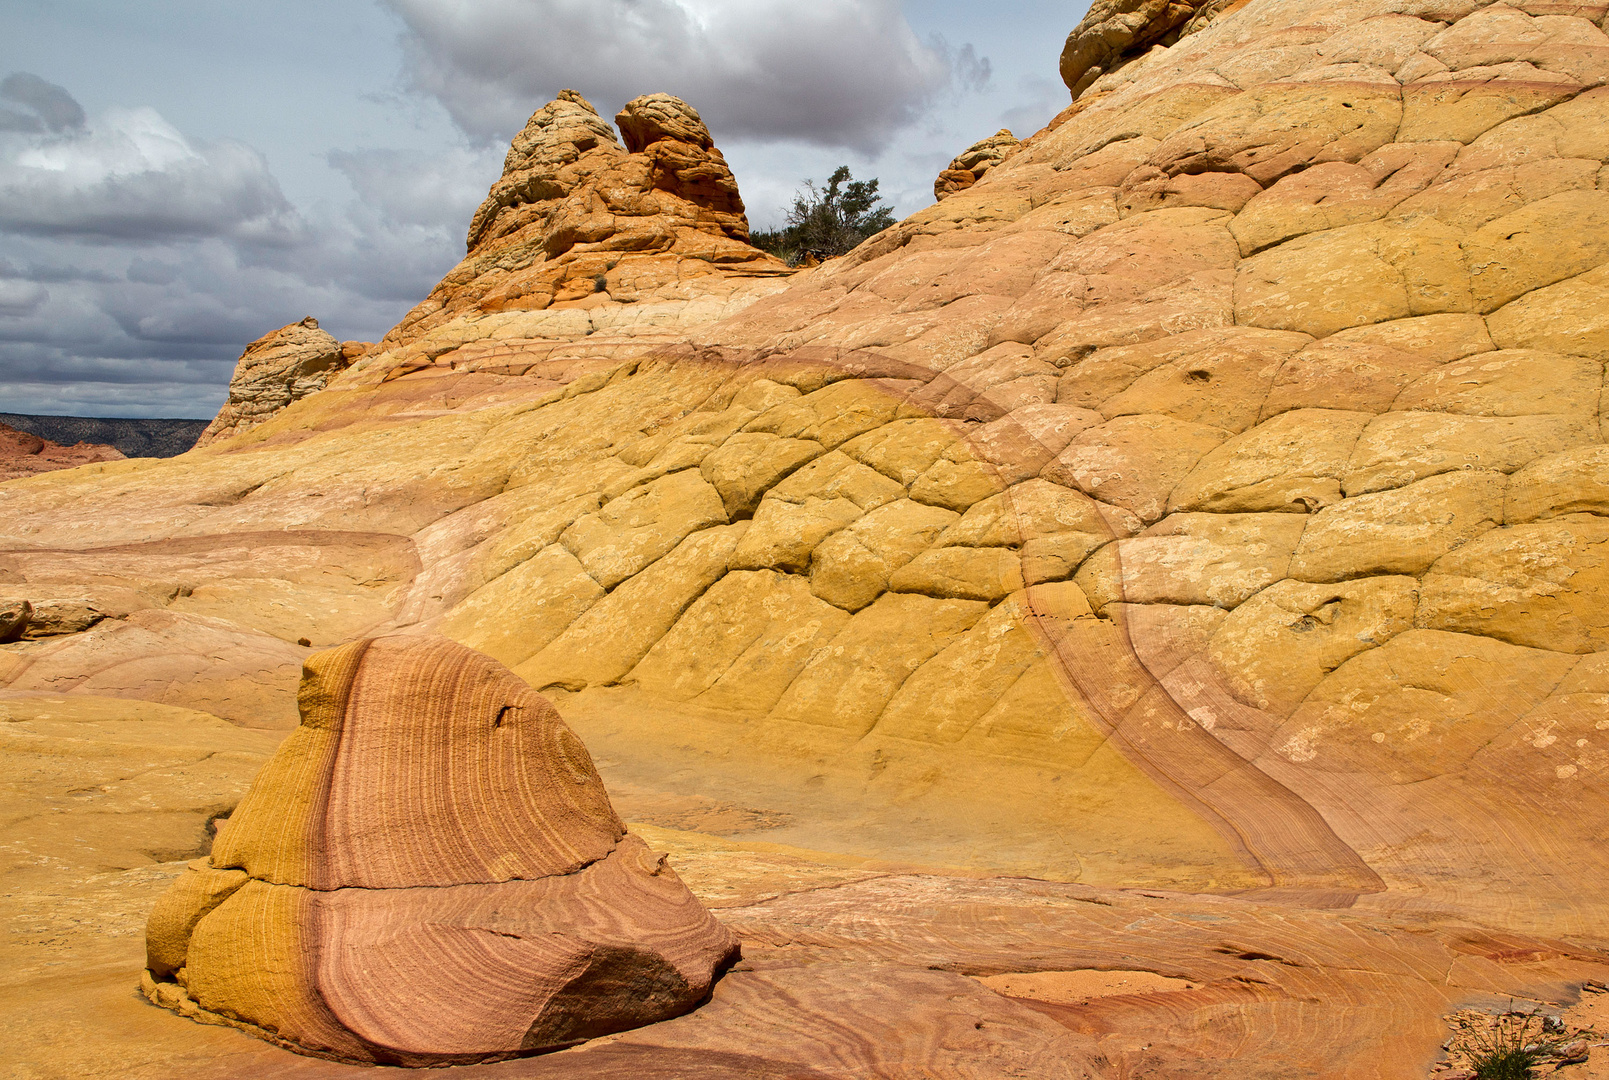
[139,635,738,1065]
[1,0,1606,982]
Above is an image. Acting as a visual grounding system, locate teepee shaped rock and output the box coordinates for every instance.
[141,635,739,1065]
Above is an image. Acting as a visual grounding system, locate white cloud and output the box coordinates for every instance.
[0,279,48,317]
[382,0,958,151]
[0,94,300,244]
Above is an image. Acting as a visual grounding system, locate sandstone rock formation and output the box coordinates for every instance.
[187,93,789,451]
[2,0,1606,920]
[374,90,791,374]
[3,0,1609,1072]
[934,129,1021,200]
[9,684,1609,1079]
[141,634,737,1065]
[194,319,365,447]
[1060,0,1232,97]
[0,421,123,480]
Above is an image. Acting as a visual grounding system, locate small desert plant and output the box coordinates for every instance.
[1459,1006,1573,1079]
[750,166,896,265]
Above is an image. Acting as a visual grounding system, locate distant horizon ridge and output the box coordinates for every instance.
[0,412,214,421]
[0,412,209,458]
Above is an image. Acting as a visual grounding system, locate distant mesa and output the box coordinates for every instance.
[0,414,205,459]
[0,420,123,481]
[141,635,739,1065]
[934,129,1020,201]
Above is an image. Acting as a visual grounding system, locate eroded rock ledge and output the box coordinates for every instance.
[1061,0,1240,97]
[934,129,1022,201]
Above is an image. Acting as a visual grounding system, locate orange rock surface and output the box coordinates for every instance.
[5,0,1609,1072]
[1060,0,1231,98]
[934,128,1021,200]
[379,89,792,368]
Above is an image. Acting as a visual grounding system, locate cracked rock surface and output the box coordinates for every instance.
[3,0,1609,1073]
[0,0,1605,918]
[379,89,793,368]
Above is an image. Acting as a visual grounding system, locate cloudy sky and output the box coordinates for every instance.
[0,0,1081,418]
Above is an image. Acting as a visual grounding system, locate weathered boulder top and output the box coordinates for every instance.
[375,90,791,363]
[141,635,738,1066]
[935,128,1022,200]
[1060,0,1235,97]
[613,91,717,152]
[194,317,361,447]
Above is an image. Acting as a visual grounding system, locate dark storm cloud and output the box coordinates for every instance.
[0,226,414,416]
[101,288,286,347]
[125,256,179,285]
[0,331,236,417]
[0,162,299,245]
[0,279,48,317]
[381,0,967,151]
[0,258,118,284]
[0,342,231,386]
[0,72,87,134]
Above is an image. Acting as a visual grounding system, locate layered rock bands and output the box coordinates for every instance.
[378,90,791,364]
[140,635,737,1065]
